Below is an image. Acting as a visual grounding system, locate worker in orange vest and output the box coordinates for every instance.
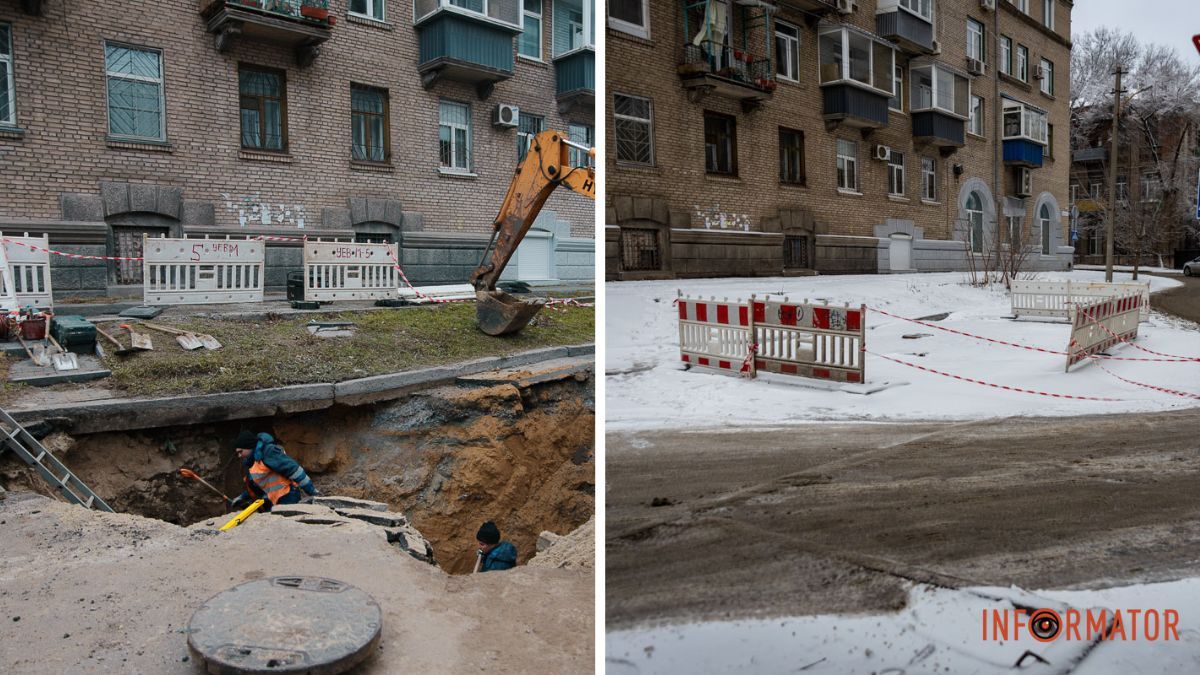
[228,430,319,512]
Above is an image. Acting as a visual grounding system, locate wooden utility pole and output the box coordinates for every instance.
[1105,67,1125,282]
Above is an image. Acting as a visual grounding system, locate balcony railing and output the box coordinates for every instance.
[681,42,774,90]
[555,47,595,116]
[201,0,335,66]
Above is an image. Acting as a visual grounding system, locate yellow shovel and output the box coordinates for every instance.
[219,499,265,531]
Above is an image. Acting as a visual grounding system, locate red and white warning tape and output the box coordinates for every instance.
[1076,304,1200,362]
[2,237,144,261]
[864,348,1123,402]
[741,342,758,377]
[871,305,1195,363]
[384,250,469,305]
[1089,358,1200,400]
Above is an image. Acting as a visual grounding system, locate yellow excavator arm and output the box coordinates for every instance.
[471,130,595,336]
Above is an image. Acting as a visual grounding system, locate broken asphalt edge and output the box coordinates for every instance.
[14,343,595,434]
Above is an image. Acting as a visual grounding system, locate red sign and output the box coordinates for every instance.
[1194,34,1200,55]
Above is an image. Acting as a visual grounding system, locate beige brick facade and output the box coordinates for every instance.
[0,0,594,290]
[606,0,1073,279]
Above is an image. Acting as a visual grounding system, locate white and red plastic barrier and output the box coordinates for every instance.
[0,233,54,309]
[676,292,867,384]
[143,235,265,305]
[1012,279,1151,323]
[1065,294,1143,371]
[304,241,399,302]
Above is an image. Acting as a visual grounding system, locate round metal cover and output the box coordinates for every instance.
[187,576,382,674]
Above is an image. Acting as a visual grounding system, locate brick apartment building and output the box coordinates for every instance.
[0,0,595,295]
[1070,107,1200,268]
[605,0,1073,279]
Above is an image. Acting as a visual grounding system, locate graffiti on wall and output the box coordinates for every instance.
[694,204,752,232]
[221,193,307,229]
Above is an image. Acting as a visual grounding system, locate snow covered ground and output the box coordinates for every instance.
[606,579,1200,674]
[607,271,1200,431]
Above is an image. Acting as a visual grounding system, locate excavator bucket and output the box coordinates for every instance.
[475,290,547,336]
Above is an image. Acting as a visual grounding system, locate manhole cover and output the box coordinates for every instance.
[187,576,381,674]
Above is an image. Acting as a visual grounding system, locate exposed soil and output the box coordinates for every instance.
[2,372,594,576]
[606,408,1200,630]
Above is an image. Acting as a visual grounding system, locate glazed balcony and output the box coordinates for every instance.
[909,61,968,151]
[678,41,775,109]
[554,47,595,116]
[200,0,334,67]
[1074,147,1107,163]
[818,24,895,130]
[415,0,522,99]
[1004,139,1044,167]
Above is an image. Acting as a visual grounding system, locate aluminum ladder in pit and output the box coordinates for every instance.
[0,408,113,512]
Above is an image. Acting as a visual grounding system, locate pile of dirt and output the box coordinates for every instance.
[529,516,594,570]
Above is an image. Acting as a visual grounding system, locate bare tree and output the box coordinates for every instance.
[1070,29,1200,275]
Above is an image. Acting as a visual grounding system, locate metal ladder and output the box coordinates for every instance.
[0,408,113,512]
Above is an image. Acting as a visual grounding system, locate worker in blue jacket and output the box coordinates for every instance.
[475,521,518,572]
[229,430,319,512]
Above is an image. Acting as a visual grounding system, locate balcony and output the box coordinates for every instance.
[909,60,967,152]
[200,0,334,67]
[913,111,965,150]
[415,0,522,99]
[1004,139,1044,167]
[677,41,775,110]
[875,7,934,54]
[1074,147,1107,163]
[555,47,595,116]
[822,84,889,129]
[818,24,895,130]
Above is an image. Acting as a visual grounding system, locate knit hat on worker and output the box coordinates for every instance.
[233,430,258,451]
[476,521,500,545]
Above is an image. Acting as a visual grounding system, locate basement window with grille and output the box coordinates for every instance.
[620,228,661,271]
[783,235,810,269]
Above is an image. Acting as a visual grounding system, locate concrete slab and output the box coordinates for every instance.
[118,306,165,319]
[8,356,110,386]
[312,496,389,512]
[268,503,339,519]
[334,507,407,528]
[456,355,593,388]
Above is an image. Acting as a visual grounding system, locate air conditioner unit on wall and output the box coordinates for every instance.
[1033,65,1047,81]
[874,145,892,161]
[966,58,986,76]
[980,0,996,10]
[835,0,853,15]
[1016,168,1033,197]
[492,104,519,128]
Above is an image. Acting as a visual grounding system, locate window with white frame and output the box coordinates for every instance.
[836,138,858,191]
[0,23,14,127]
[1039,58,1053,95]
[1012,0,1029,13]
[1090,182,1101,198]
[775,20,800,82]
[1039,204,1052,254]
[519,0,542,59]
[967,19,985,63]
[1002,100,1048,144]
[1070,184,1078,203]
[609,0,649,39]
[1016,44,1028,81]
[921,156,937,201]
[899,0,932,21]
[889,64,904,111]
[910,61,969,118]
[1042,0,1054,29]
[438,100,471,171]
[999,35,1012,75]
[349,0,384,21]
[818,24,896,94]
[1142,173,1162,201]
[517,112,544,162]
[105,43,165,141]
[968,95,984,136]
[888,151,905,196]
[568,122,594,167]
[421,0,521,29]
[966,191,984,253]
[614,93,653,165]
[554,0,593,56]
[1116,179,1128,202]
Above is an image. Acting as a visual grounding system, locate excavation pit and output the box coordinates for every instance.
[1,370,594,575]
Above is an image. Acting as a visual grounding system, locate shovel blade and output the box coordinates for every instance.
[51,351,79,371]
[129,331,153,351]
[197,334,222,350]
[175,334,204,350]
[475,290,547,336]
[30,343,50,367]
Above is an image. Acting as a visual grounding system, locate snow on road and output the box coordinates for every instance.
[607,271,1199,431]
[606,579,1200,674]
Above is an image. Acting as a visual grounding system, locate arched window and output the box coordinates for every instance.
[966,192,984,253]
[1039,203,1052,255]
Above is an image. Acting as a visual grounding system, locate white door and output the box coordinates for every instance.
[890,234,912,271]
[515,232,553,281]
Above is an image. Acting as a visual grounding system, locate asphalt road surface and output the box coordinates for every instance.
[607,279,1200,630]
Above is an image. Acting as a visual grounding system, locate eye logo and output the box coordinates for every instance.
[1029,609,1062,642]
